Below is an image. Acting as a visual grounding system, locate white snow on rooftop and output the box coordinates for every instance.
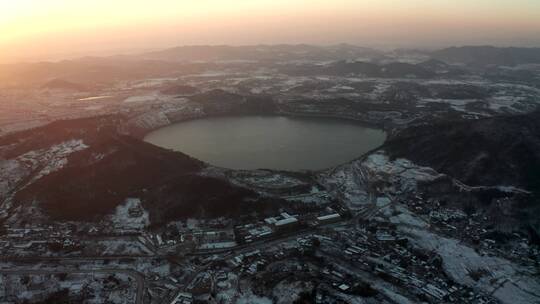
[317,213,340,221]
[274,217,298,226]
[198,241,237,250]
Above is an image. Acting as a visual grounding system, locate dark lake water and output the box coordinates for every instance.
[144,116,386,171]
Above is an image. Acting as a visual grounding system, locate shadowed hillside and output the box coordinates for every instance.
[384,111,540,192]
[4,116,276,223]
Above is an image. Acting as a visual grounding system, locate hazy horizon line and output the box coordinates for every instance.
[3,42,540,65]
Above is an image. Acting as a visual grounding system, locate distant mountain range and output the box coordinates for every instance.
[135,44,384,62]
[431,46,540,66]
[2,45,539,87]
[283,60,438,78]
[136,45,540,66]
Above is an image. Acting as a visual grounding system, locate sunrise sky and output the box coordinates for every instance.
[1,0,540,63]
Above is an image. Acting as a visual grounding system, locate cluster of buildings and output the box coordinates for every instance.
[234,212,299,244]
[403,196,539,268]
[318,218,499,303]
[234,209,344,245]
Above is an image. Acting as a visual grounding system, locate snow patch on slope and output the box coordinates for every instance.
[322,151,443,210]
[0,139,88,197]
[110,198,150,230]
[0,160,29,196]
[26,140,89,181]
[403,225,540,304]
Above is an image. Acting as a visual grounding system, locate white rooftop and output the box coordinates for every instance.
[317,213,341,221]
[264,217,277,224]
[274,217,299,226]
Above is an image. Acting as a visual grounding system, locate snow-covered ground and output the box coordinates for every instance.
[198,241,237,250]
[0,158,30,197]
[321,151,443,210]
[401,217,540,304]
[418,98,479,113]
[272,280,313,304]
[129,110,170,130]
[0,139,88,199]
[26,140,89,181]
[89,239,153,255]
[321,160,371,210]
[1,272,137,304]
[362,152,444,192]
[236,291,273,304]
[110,198,150,230]
[327,150,540,304]
[123,93,161,103]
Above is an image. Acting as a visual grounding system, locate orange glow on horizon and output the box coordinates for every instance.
[1,0,539,62]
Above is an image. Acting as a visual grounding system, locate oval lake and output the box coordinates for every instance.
[144,116,386,171]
